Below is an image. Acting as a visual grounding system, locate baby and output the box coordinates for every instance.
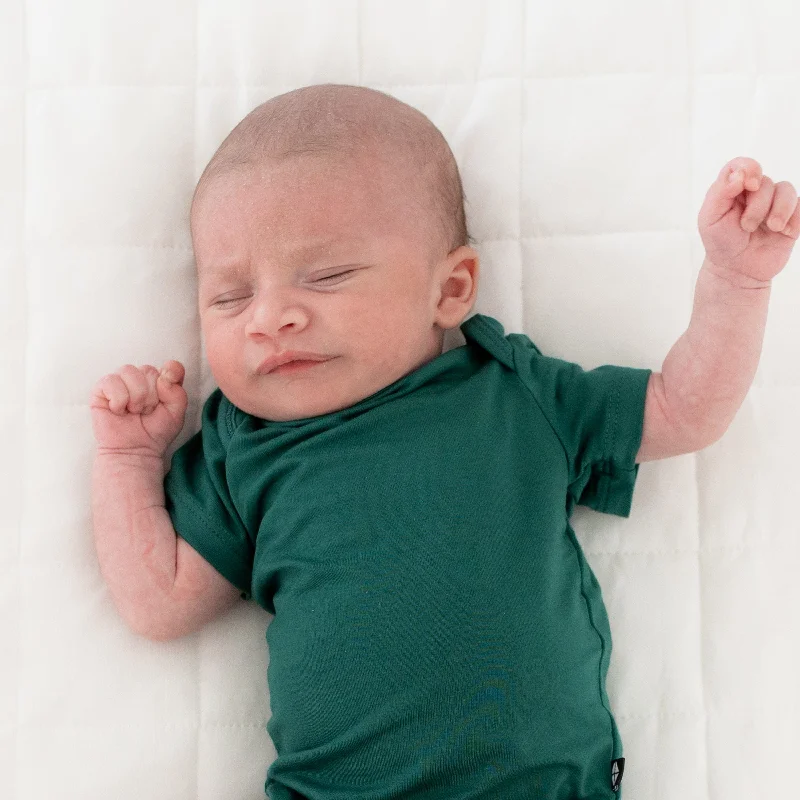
[90,84,799,800]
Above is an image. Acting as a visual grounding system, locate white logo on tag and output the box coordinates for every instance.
[611,758,625,792]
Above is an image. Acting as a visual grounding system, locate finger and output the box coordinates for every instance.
[118,364,150,413]
[700,162,760,227]
[782,201,800,240]
[91,374,129,415]
[158,360,185,386]
[156,364,188,418]
[740,176,775,232]
[721,157,763,193]
[765,181,798,232]
[139,365,161,414]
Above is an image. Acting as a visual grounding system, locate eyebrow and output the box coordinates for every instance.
[287,238,367,261]
[201,238,362,276]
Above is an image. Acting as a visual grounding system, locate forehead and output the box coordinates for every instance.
[196,157,405,230]
[192,156,432,270]
[198,234,374,278]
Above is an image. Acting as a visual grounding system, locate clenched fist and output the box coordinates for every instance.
[90,360,188,457]
[698,157,798,284]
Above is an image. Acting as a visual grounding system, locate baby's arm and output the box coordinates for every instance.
[637,158,798,462]
[636,259,770,461]
[90,363,240,640]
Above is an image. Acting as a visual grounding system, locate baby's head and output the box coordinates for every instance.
[190,84,479,421]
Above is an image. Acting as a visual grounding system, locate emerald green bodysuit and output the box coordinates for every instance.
[164,313,651,799]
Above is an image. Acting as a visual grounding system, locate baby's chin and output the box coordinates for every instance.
[222,374,379,422]
[215,349,443,421]
[250,396,355,423]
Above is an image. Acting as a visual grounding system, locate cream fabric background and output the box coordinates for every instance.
[1,1,798,798]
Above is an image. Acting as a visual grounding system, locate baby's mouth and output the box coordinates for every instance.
[268,358,331,375]
[256,352,335,375]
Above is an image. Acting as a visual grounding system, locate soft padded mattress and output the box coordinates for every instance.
[1,1,799,798]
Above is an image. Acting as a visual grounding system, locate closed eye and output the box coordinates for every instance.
[212,296,250,308]
[312,269,356,286]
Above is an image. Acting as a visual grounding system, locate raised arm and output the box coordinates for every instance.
[90,362,240,640]
[637,157,798,462]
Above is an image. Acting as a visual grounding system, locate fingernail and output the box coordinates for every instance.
[729,169,742,183]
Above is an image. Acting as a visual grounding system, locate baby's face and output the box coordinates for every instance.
[191,155,452,421]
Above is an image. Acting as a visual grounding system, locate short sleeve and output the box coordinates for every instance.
[507,333,652,518]
[163,389,254,599]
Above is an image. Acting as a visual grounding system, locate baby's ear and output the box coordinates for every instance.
[434,246,480,329]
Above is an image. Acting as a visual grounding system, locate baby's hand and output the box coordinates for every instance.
[698,157,799,283]
[90,361,188,458]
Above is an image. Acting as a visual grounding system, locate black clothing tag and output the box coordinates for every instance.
[610,758,625,792]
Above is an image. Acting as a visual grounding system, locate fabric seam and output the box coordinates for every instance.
[181,502,251,563]
[599,379,623,512]
[484,316,619,764]
[178,503,251,593]
[568,522,620,764]
[498,334,572,484]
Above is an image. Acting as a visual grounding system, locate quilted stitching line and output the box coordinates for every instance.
[16,2,28,790]
[108,721,269,730]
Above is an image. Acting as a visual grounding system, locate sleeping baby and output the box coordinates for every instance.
[89,83,798,799]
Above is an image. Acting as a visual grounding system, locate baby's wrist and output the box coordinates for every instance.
[700,256,773,292]
[94,448,166,479]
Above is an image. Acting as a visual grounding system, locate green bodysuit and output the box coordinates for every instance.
[163,313,652,800]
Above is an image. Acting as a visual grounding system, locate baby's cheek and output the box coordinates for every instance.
[204,334,241,380]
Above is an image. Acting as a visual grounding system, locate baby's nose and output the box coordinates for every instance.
[245,293,310,338]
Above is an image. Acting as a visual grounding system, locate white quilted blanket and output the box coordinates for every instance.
[2,1,799,798]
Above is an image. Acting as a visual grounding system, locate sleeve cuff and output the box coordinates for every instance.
[580,461,641,517]
[169,502,253,600]
[577,366,651,518]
